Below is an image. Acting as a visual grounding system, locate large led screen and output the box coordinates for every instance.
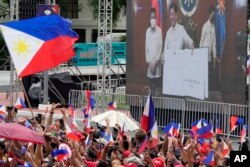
[126,0,248,104]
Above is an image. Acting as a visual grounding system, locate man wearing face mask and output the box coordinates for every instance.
[200,5,218,92]
[145,8,163,96]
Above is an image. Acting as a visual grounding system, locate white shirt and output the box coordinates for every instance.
[200,20,216,62]
[145,26,162,78]
[164,23,194,50]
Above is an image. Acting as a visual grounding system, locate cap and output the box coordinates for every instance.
[123,150,131,158]
[152,157,164,167]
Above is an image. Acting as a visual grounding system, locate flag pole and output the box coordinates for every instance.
[19,78,35,119]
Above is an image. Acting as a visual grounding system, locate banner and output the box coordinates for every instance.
[163,48,208,100]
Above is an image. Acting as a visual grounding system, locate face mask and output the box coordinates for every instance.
[150,18,156,28]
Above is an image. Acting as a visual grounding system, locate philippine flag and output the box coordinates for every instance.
[140,94,155,132]
[203,151,214,167]
[107,101,117,110]
[191,119,204,138]
[150,121,158,147]
[0,15,78,77]
[138,138,148,154]
[240,125,248,143]
[230,116,244,132]
[216,119,223,134]
[85,118,91,134]
[164,123,174,136]
[69,104,78,129]
[85,90,96,115]
[197,139,209,149]
[120,122,125,138]
[51,149,69,161]
[0,105,6,114]
[15,97,26,109]
[64,119,80,141]
[197,123,214,139]
[221,139,230,157]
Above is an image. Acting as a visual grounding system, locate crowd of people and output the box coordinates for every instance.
[0,103,248,167]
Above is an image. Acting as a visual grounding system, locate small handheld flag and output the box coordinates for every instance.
[107,101,117,110]
[15,97,26,109]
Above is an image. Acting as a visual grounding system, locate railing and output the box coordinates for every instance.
[69,89,250,138]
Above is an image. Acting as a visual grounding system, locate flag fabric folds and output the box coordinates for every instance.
[221,139,230,157]
[51,149,69,161]
[150,121,158,147]
[140,94,155,132]
[197,123,214,139]
[15,97,26,109]
[216,119,223,134]
[0,105,6,114]
[151,0,163,30]
[215,0,226,59]
[230,116,244,132]
[64,120,80,141]
[107,101,117,110]
[84,90,96,117]
[241,125,248,143]
[0,15,78,77]
[68,104,78,129]
[203,151,214,167]
[138,138,148,154]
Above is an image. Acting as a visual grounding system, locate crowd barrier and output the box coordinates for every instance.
[69,89,250,138]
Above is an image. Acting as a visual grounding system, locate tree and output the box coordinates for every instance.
[88,0,126,26]
[0,0,9,18]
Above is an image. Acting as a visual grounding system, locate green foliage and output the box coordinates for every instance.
[0,0,9,18]
[88,0,126,26]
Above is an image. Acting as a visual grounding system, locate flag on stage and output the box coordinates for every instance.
[0,15,78,77]
[215,0,226,59]
[151,0,163,30]
[140,94,155,132]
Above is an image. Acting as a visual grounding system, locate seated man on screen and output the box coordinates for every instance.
[145,8,163,96]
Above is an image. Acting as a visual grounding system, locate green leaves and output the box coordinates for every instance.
[88,0,126,26]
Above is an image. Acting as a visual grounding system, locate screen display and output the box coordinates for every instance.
[126,0,247,104]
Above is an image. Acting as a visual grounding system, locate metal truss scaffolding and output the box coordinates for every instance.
[97,0,113,110]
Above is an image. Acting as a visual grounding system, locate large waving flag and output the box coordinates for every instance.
[0,105,6,114]
[203,151,214,167]
[140,94,155,132]
[0,15,78,77]
[230,116,244,132]
[215,0,226,59]
[151,0,163,30]
[15,97,26,109]
[240,125,248,143]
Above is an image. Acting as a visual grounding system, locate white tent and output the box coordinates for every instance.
[90,110,139,131]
